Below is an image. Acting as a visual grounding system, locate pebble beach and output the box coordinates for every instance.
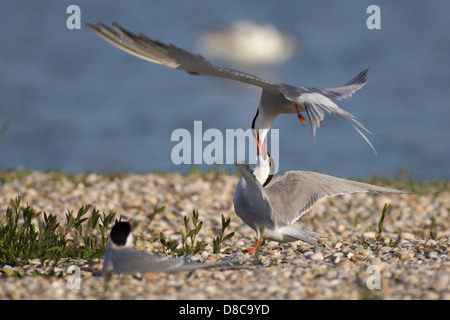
[0,170,449,300]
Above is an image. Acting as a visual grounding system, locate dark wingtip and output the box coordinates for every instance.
[345,68,369,86]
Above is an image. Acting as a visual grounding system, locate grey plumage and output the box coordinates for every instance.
[233,160,410,247]
[86,22,279,91]
[102,221,235,276]
[87,22,373,154]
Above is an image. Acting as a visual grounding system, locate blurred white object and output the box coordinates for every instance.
[197,20,297,66]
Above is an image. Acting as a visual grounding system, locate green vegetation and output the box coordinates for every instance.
[0,196,235,270]
[0,196,116,266]
[362,203,399,249]
[429,214,437,240]
[213,214,234,254]
[376,203,390,245]
[0,168,447,279]
[159,209,234,256]
[159,209,207,256]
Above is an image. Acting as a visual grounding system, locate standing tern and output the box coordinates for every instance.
[87,22,373,159]
[233,156,410,254]
[102,220,235,275]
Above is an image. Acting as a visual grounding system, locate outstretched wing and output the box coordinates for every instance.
[280,69,375,153]
[305,92,376,153]
[266,171,409,227]
[88,22,374,151]
[298,69,368,100]
[87,22,281,93]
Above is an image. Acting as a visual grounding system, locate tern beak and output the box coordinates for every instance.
[256,133,268,160]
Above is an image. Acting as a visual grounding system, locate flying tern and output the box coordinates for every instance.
[102,220,235,275]
[87,22,373,159]
[233,156,410,253]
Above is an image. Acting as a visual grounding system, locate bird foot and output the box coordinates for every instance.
[295,105,306,127]
[243,238,265,254]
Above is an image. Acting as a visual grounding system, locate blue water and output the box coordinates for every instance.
[1,0,449,180]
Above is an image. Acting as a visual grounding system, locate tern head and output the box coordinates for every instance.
[110,220,134,248]
[253,152,274,187]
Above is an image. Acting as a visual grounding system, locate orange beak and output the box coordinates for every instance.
[256,133,268,160]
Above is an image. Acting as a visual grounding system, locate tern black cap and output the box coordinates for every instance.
[110,221,131,246]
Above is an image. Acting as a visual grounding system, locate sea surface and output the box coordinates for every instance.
[1,0,449,180]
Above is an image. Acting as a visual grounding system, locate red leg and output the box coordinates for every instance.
[243,238,266,254]
[295,105,306,126]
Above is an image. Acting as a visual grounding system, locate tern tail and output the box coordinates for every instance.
[276,226,325,248]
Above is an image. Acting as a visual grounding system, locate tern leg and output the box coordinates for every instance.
[295,104,323,126]
[295,105,306,126]
[243,238,266,254]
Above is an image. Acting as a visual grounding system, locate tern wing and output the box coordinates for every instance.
[280,69,375,153]
[298,69,368,100]
[87,22,281,93]
[266,171,409,227]
[106,247,236,275]
[305,92,375,153]
[168,258,238,273]
[109,247,186,275]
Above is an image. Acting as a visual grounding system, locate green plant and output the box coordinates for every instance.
[429,214,437,240]
[376,203,390,244]
[68,205,116,259]
[0,196,115,266]
[0,197,41,265]
[212,214,234,254]
[160,209,207,256]
[361,203,400,249]
[147,201,166,225]
[376,203,399,247]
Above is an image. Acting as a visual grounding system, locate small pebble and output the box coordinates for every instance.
[363,231,376,239]
[311,253,324,261]
[400,232,415,241]
[0,170,447,300]
[29,259,41,266]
